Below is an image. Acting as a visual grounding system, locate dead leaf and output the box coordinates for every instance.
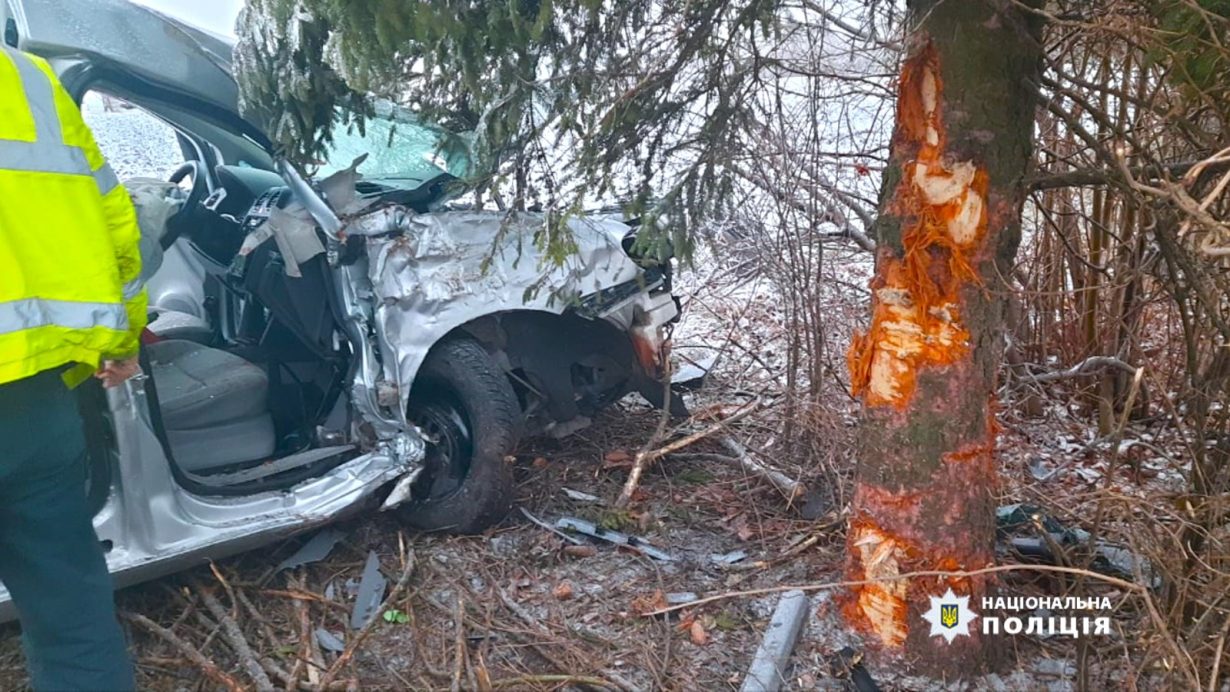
[563,545,598,558]
[532,457,549,469]
[603,450,634,468]
[637,512,654,532]
[630,590,668,615]
[690,620,709,646]
[553,581,574,601]
[731,513,754,542]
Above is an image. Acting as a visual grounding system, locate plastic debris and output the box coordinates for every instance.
[828,647,881,692]
[275,527,345,572]
[997,504,1160,588]
[555,516,675,561]
[315,628,346,653]
[562,487,602,503]
[710,550,749,566]
[672,353,719,390]
[349,551,388,630]
[740,590,810,692]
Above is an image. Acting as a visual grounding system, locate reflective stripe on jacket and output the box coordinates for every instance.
[0,46,147,385]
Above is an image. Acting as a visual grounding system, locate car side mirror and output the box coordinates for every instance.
[4,17,17,48]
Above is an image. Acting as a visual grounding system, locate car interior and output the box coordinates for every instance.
[82,88,356,490]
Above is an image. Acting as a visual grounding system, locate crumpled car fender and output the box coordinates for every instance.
[364,210,651,411]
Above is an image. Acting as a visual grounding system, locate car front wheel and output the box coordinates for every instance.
[396,338,521,533]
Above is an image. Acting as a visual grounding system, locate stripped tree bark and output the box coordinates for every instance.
[843,0,1043,672]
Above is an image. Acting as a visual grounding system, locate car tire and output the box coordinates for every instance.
[396,338,521,533]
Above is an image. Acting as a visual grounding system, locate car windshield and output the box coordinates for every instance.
[318,102,472,189]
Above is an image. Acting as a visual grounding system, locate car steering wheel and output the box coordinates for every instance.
[161,161,211,250]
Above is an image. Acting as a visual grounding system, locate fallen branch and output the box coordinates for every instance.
[490,674,620,689]
[615,362,676,509]
[616,398,762,507]
[1024,356,1138,383]
[450,594,467,692]
[123,611,246,692]
[289,578,310,691]
[718,435,807,501]
[317,549,418,691]
[261,588,350,611]
[199,585,277,692]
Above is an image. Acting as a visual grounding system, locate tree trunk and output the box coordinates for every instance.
[843,0,1043,674]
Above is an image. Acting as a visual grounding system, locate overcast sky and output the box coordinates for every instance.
[130,0,244,37]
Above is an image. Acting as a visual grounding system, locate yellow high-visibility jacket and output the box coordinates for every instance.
[0,46,147,385]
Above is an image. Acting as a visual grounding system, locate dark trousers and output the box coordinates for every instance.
[0,369,135,691]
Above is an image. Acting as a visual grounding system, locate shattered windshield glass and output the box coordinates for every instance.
[319,102,471,189]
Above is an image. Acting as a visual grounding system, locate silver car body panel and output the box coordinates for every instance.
[0,376,414,621]
[365,210,675,408]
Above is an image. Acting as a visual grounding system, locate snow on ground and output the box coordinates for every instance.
[81,93,183,182]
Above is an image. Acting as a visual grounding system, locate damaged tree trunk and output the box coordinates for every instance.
[843,0,1042,674]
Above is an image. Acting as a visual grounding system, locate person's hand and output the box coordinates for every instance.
[96,356,141,388]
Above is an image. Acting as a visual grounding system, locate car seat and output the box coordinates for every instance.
[146,340,276,472]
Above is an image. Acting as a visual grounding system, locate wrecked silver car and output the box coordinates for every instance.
[1,0,680,619]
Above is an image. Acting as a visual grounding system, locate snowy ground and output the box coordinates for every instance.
[81,93,184,182]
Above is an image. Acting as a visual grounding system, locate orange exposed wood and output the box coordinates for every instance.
[847,42,991,409]
[844,523,914,647]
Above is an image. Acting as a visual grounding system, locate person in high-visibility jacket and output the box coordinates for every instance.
[0,11,140,691]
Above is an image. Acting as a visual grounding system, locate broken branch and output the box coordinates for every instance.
[199,585,277,692]
[640,563,1148,618]
[489,674,620,689]
[1024,356,1138,383]
[718,435,807,501]
[122,611,247,692]
[615,398,762,507]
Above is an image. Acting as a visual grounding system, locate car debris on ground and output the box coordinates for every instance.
[740,589,810,692]
[554,516,677,562]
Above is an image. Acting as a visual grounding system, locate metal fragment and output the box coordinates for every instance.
[519,507,585,545]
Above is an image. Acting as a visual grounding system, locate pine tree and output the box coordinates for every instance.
[843,0,1043,672]
[234,0,777,257]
